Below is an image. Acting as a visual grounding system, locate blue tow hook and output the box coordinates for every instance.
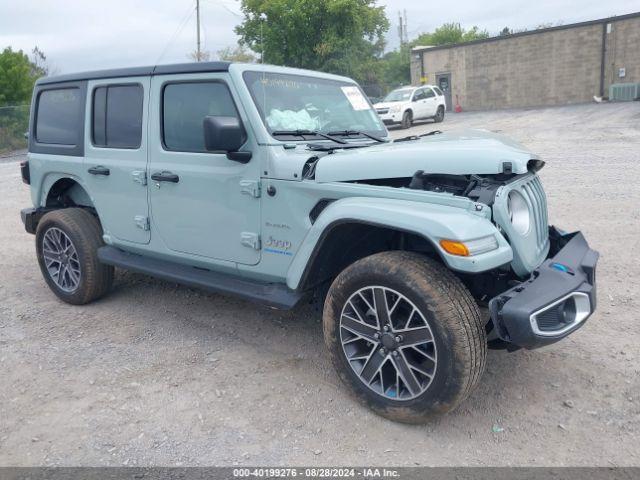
[551,263,574,275]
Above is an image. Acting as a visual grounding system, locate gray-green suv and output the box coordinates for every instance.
[20,62,598,423]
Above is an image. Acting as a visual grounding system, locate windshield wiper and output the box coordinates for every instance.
[327,130,387,143]
[394,130,442,143]
[272,130,347,144]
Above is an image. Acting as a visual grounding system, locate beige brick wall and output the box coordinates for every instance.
[411,15,640,110]
[604,17,640,91]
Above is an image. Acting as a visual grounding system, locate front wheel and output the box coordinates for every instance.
[323,251,486,423]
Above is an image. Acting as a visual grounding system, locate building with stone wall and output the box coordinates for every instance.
[410,12,640,110]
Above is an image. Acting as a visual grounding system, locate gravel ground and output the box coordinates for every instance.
[1,102,639,467]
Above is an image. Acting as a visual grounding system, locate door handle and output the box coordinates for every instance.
[151,171,180,183]
[88,165,110,176]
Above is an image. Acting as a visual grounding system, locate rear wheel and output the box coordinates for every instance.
[434,106,445,123]
[323,251,486,423]
[35,208,114,305]
[401,110,413,129]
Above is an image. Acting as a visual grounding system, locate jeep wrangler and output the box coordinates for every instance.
[20,62,598,423]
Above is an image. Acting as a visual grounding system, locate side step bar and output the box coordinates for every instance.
[97,246,302,310]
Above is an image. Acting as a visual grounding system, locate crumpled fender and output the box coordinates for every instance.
[286,196,513,290]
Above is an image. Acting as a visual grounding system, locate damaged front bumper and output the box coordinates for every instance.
[489,227,599,349]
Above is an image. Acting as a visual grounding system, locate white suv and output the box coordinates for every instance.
[374,85,446,129]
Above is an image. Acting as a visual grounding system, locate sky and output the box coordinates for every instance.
[1,0,639,74]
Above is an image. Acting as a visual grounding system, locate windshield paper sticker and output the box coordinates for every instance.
[341,86,370,111]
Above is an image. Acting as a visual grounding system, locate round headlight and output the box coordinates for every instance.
[507,190,531,235]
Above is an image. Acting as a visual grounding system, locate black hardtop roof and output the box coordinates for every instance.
[36,61,232,86]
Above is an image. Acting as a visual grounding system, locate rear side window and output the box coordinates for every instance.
[92,84,144,149]
[36,88,81,145]
[162,82,239,152]
[433,87,444,96]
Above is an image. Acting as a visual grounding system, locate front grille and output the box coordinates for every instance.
[376,108,389,114]
[493,173,550,276]
[520,175,549,249]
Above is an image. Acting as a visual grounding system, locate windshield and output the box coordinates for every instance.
[383,88,413,102]
[243,71,386,139]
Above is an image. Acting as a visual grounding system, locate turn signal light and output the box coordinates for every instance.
[439,239,470,257]
[439,235,499,256]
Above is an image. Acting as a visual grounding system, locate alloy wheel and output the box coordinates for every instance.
[42,227,81,292]
[339,286,437,401]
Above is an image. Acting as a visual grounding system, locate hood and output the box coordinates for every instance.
[313,129,541,183]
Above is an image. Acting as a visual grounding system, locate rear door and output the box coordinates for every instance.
[433,86,446,110]
[84,78,150,244]
[423,87,438,116]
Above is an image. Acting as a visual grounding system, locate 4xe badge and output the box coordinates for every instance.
[264,236,293,256]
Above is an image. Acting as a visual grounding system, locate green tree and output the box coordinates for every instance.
[0,47,39,106]
[217,45,257,63]
[379,44,411,90]
[234,0,389,85]
[411,22,490,47]
[0,46,48,152]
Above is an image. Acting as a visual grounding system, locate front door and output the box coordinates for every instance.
[84,78,150,244]
[148,74,261,265]
[436,74,452,111]
[411,88,429,119]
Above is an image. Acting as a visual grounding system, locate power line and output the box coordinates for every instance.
[156,0,246,63]
[156,1,197,64]
[201,0,242,17]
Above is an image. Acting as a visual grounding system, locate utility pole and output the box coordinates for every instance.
[196,0,202,61]
[403,9,408,44]
[398,10,409,45]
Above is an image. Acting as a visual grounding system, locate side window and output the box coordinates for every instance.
[35,88,81,145]
[92,84,144,149]
[162,82,239,152]
[424,88,436,98]
[412,89,425,101]
[433,87,444,96]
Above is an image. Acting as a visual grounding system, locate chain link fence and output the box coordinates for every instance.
[0,104,30,154]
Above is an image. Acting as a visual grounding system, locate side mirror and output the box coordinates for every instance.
[203,116,251,162]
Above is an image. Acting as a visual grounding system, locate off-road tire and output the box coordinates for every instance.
[323,251,486,423]
[36,208,114,305]
[401,110,413,129]
[434,106,445,123]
